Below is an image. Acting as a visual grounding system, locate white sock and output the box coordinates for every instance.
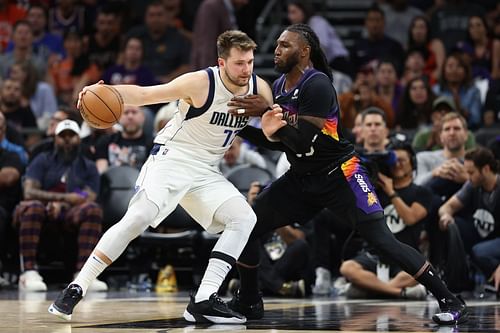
[195,258,232,303]
[72,253,108,296]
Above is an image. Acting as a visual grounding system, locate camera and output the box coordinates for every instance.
[359,150,397,179]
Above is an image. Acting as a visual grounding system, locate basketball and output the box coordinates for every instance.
[79,84,124,129]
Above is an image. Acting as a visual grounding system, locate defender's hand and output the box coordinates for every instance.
[261,105,286,140]
[228,95,271,117]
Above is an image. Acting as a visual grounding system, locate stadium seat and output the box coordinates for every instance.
[225,164,275,193]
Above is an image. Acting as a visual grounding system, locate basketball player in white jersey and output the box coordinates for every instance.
[48,30,274,324]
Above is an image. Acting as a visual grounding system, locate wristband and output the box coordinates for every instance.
[388,193,399,200]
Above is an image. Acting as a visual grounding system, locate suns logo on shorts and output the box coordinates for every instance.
[367,192,378,206]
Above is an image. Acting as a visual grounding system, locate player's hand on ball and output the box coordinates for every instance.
[77,80,104,109]
[262,104,286,140]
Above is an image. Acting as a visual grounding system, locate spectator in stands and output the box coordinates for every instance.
[380,0,423,48]
[29,108,79,162]
[351,113,365,147]
[340,142,430,300]
[48,0,86,37]
[128,1,191,82]
[407,15,445,82]
[7,4,65,63]
[351,5,405,74]
[433,53,483,129]
[0,0,26,52]
[358,107,391,154]
[0,138,23,288]
[0,20,47,80]
[415,112,470,200]
[430,0,485,53]
[219,136,267,175]
[438,147,500,285]
[412,96,476,152]
[0,78,37,135]
[376,60,403,116]
[101,36,158,87]
[456,15,500,81]
[483,80,500,127]
[8,60,58,130]
[397,76,435,129]
[95,105,152,173]
[286,0,350,73]
[49,31,94,107]
[339,66,394,129]
[15,120,107,292]
[0,112,28,165]
[190,0,247,70]
[400,49,432,87]
[83,5,122,76]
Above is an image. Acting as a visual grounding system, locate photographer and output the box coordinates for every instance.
[356,107,398,181]
[340,142,432,299]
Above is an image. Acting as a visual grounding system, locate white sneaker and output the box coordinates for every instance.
[87,278,108,292]
[73,272,108,292]
[402,284,427,300]
[312,267,332,295]
[19,270,47,292]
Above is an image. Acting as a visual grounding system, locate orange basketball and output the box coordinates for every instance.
[79,85,124,129]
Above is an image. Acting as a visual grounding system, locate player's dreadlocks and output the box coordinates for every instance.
[286,23,333,82]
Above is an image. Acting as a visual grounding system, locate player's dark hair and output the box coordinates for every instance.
[286,23,333,81]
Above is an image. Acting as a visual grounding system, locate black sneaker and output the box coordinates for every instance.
[228,289,264,320]
[183,293,246,324]
[48,284,83,321]
[432,295,469,325]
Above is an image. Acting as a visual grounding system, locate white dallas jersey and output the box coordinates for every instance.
[154,66,256,166]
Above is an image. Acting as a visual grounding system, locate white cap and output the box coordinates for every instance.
[55,120,80,136]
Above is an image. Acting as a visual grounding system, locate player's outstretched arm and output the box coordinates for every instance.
[77,72,209,108]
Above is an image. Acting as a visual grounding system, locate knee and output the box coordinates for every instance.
[115,209,152,236]
[78,202,103,222]
[227,210,257,236]
[471,243,486,259]
[18,201,46,223]
[340,260,362,279]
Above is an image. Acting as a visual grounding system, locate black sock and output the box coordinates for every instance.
[416,264,458,308]
[237,263,260,304]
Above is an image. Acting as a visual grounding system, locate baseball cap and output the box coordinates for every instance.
[55,119,80,136]
[432,96,456,111]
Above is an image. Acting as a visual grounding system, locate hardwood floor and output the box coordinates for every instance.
[0,290,498,332]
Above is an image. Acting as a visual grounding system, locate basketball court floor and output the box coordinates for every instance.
[1,289,499,333]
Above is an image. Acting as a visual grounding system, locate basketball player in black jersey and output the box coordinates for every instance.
[228,24,468,326]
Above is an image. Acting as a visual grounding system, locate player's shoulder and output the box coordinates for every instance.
[255,75,272,91]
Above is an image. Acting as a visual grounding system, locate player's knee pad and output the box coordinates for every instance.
[216,197,256,237]
[112,191,159,239]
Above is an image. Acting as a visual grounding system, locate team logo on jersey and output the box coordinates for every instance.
[384,204,405,233]
[355,173,370,193]
[209,112,249,128]
[367,192,378,206]
[292,89,299,100]
[473,208,495,238]
[282,106,297,127]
